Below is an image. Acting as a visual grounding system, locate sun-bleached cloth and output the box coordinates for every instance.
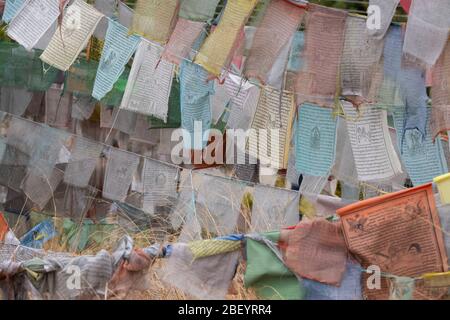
[194,174,246,236]
[302,260,363,300]
[180,60,214,151]
[295,103,337,177]
[71,96,96,121]
[384,25,428,138]
[27,126,66,178]
[248,89,295,169]
[250,185,299,232]
[367,0,400,39]
[244,0,305,84]
[130,0,179,45]
[45,85,73,129]
[21,168,64,210]
[295,4,347,107]
[431,38,450,139]
[142,158,179,215]
[265,34,292,90]
[162,18,205,65]
[211,74,260,131]
[285,219,349,286]
[118,1,133,29]
[332,117,359,189]
[0,87,33,116]
[403,0,450,66]
[100,106,137,135]
[64,137,104,188]
[393,106,448,186]
[7,0,64,51]
[103,148,140,202]
[92,19,140,101]
[40,0,104,71]
[94,0,116,39]
[342,101,402,182]
[161,243,240,300]
[179,0,221,22]
[194,0,258,77]
[2,0,26,23]
[120,40,174,121]
[341,16,384,98]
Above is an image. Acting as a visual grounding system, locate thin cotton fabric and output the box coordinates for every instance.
[295,5,347,107]
[244,0,305,84]
[103,148,140,202]
[40,0,104,71]
[64,137,104,188]
[92,19,140,101]
[302,261,362,300]
[7,0,63,51]
[211,74,260,131]
[180,60,214,150]
[120,40,174,121]
[2,0,26,23]
[341,16,384,98]
[342,101,402,182]
[244,231,306,300]
[94,0,116,39]
[251,185,299,232]
[142,158,179,215]
[161,243,240,300]
[194,0,258,76]
[21,168,64,210]
[195,175,246,236]
[248,89,295,169]
[285,219,348,286]
[384,25,428,137]
[393,106,448,186]
[162,18,205,65]
[403,0,450,66]
[295,103,337,177]
[179,0,221,22]
[130,0,179,45]
[431,38,450,138]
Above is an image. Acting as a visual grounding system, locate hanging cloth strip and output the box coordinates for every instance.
[102,148,140,202]
[2,0,26,23]
[340,15,384,99]
[392,105,448,186]
[194,0,258,77]
[130,0,179,45]
[403,0,450,66]
[40,0,104,71]
[92,19,140,101]
[341,101,402,182]
[120,40,174,121]
[179,0,221,22]
[64,136,104,188]
[295,103,337,177]
[248,88,295,169]
[244,0,305,84]
[162,18,205,65]
[7,0,64,51]
[431,38,450,139]
[383,25,428,139]
[295,4,347,108]
[179,60,214,151]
